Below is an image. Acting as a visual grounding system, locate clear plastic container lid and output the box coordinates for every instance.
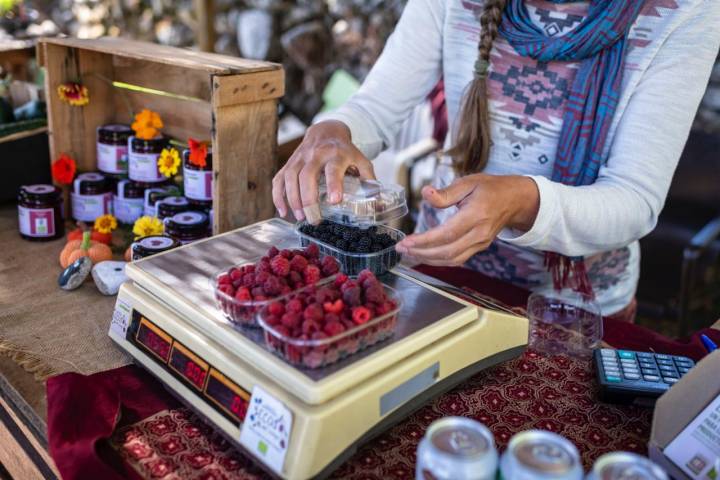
[318,176,408,227]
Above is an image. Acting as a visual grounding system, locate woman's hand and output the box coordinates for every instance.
[396,174,540,266]
[272,120,376,223]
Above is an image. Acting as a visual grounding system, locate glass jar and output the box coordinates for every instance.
[143,185,177,217]
[128,136,168,183]
[164,211,210,244]
[131,235,180,261]
[17,184,64,241]
[113,180,146,225]
[71,172,113,222]
[182,148,213,201]
[97,124,132,175]
[157,196,191,220]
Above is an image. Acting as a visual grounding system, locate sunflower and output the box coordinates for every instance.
[57,82,89,106]
[158,147,181,177]
[93,214,118,234]
[132,216,164,240]
[131,109,163,140]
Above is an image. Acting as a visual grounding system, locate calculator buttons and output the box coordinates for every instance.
[637,352,653,359]
[656,358,673,366]
[643,375,660,382]
[664,377,678,384]
[605,375,622,383]
[655,354,671,360]
[661,371,678,379]
[678,367,691,374]
[618,351,636,359]
[600,349,616,358]
[623,373,641,380]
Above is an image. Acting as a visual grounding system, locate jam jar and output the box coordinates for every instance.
[128,136,168,183]
[143,185,177,217]
[164,211,210,244]
[157,196,191,220]
[113,180,146,224]
[97,124,132,175]
[182,148,213,202]
[71,172,113,222]
[17,184,64,241]
[131,235,180,261]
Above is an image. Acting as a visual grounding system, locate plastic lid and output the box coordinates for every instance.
[164,211,209,232]
[318,176,408,227]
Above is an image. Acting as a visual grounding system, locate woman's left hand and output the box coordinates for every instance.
[395,174,540,266]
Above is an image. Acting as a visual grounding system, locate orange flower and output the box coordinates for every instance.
[131,109,163,140]
[57,82,89,106]
[51,154,77,185]
[187,138,208,168]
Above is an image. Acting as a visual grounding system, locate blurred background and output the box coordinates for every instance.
[1,0,719,336]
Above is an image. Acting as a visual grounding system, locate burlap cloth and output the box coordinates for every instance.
[0,204,130,381]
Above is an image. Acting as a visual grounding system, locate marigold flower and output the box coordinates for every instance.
[51,154,76,185]
[187,138,208,168]
[132,216,164,240]
[93,214,118,234]
[57,82,89,106]
[131,109,163,140]
[158,147,180,177]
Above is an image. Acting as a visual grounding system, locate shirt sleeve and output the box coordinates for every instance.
[318,0,445,159]
[498,0,720,257]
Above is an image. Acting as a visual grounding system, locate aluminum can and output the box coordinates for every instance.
[499,430,584,480]
[586,452,668,480]
[415,416,498,480]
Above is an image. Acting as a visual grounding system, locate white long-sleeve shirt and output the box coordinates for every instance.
[323,0,720,314]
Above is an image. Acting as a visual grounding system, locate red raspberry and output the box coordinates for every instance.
[364,284,385,304]
[288,270,303,287]
[340,279,359,293]
[302,319,321,335]
[251,286,265,298]
[256,261,272,275]
[324,321,345,337]
[303,265,321,285]
[218,284,234,297]
[242,273,255,287]
[342,286,362,306]
[235,287,251,302]
[352,306,372,325]
[287,298,304,313]
[270,255,291,277]
[280,249,293,259]
[315,286,336,304]
[254,271,270,285]
[254,295,267,301]
[274,325,290,337]
[244,264,256,274]
[334,274,349,288]
[229,268,243,281]
[268,301,285,316]
[321,256,340,276]
[323,299,344,314]
[280,285,292,295]
[217,273,231,285]
[267,246,280,258]
[303,303,324,323]
[374,301,394,315]
[305,243,320,258]
[312,331,328,340]
[264,314,281,326]
[281,312,301,329]
[263,276,282,296]
[290,255,308,272]
[324,313,340,324]
[342,319,356,330]
[357,269,375,284]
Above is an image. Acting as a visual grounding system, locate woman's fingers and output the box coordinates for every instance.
[421,179,476,209]
[400,224,488,264]
[283,162,304,221]
[397,208,474,251]
[271,168,288,217]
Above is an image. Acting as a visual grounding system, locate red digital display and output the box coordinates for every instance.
[206,372,249,421]
[136,320,172,361]
[169,346,208,390]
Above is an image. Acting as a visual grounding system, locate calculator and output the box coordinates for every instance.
[594,348,695,405]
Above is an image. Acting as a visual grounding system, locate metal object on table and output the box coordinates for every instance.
[499,430,583,480]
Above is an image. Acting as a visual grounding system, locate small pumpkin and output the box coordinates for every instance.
[67,227,112,245]
[60,231,113,268]
[124,246,132,262]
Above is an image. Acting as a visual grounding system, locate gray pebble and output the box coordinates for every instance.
[58,257,93,291]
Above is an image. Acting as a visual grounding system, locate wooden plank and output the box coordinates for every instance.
[0,126,48,145]
[212,69,285,108]
[112,55,212,102]
[212,99,280,232]
[195,0,216,53]
[40,37,279,75]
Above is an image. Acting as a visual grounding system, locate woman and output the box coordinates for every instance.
[273,0,720,319]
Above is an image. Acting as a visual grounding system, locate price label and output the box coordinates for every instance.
[109,298,132,338]
[239,385,292,475]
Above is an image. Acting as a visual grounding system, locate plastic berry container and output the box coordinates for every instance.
[295,221,405,275]
[212,263,336,327]
[318,176,408,227]
[257,282,402,369]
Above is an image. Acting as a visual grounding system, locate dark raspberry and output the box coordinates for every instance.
[229,268,243,281]
[254,295,267,301]
[334,274,349,288]
[305,243,320,258]
[287,298,304,313]
[342,286,362,306]
[235,287,251,302]
[364,284,385,304]
[321,256,340,276]
[263,276,282,296]
[324,313,340,325]
[288,270,303,287]
[232,278,243,289]
[340,279,359,292]
[242,273,255,287]
[274,325,290,337]
[268,301,285,316]
[268,246,280,258]
[290,255,308,272]
[280,285,292,295]
[256,261,272,275]
[302,319,321,335]
[375,301,395,315]
[323,299,344,314]
[352,306,372,325]
[217,273,231,285]
[255,271,270,285]
[303,303,324,323]
[270,255,291,277]
[281,312,301,329]
[324,321,345,337]
[264,314,281,326]
[303,265,321,284]
[251,286,265,298]
[312,331,328,341]
[218,284,234,297]
[315,286,335,304]
[358,269,376,284]
[280,249,293,259]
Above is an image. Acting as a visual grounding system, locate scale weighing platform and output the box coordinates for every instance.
[109,219,528,479]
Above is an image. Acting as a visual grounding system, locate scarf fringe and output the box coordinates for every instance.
[544,252,594,298]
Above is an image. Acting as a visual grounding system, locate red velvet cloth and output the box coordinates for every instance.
[46,266,720,479]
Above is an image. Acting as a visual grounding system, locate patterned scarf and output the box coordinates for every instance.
[499,0,646,296]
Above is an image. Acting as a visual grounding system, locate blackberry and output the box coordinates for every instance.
[357,244,370,253]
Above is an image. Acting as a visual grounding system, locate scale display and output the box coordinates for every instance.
[128,311,251,424]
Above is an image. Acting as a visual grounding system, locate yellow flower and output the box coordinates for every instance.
[133,216,164,240]
[158,147,180,177]
[131,109,163,140]
[57,82,89,106]
[94,214,118,234]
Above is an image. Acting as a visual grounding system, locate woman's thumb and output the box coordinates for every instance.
[422,180,474,209]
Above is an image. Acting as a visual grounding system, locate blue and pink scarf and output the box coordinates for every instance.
[499,0,646,295]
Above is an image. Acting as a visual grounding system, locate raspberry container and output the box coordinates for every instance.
[257,283,402,369]
[295,222,405,275]
[212,264,336,327]
[318,176,408,228]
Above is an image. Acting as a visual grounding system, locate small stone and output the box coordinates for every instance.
[58,257,92,291]
[92,261,129,296]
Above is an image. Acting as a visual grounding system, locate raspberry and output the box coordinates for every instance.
[364,284,385,304]
[274,325,290,337]
[280,286,292,295]
[358,269,376,284]
[235,287,251,302]
[321,256,340,276]
[334,273,349,288]
[256,261,272,275]
[270,255,291,277]
[218,284,234,297]
[324,313,340,324]
[303,303,324,323]
[302,319,321,335]
[264,314,281,326]
[244,264,256,274]
[323,299,344,314]
[263,276,282,296]
[268,301,285,316]
[352,306,372,325]
[242,273,255,287]
[303,265,321,284]
[288,270,303,287]
[251,286,265,298]
[268,246,280,258]
[287,298,304,313]
[281,312,301,329]
[312,331,328,341]
[315,286,336,304]
[217,273,231,285]
[290,255,308,272]
[375,301,394,315]
[340,279,359,293]
[229,268,243,281]
[280,249,293,259]
[254,295,267,301]
[305,243,320,258]
[342,286,362,306]
[324,322,345,337]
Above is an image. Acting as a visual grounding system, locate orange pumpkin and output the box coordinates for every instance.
[67,227,112,245]
[60,231,113,268]
[124,246,132,262]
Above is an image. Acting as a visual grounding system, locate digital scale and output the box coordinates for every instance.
[109,219,529,479]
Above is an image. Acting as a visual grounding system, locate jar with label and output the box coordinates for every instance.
[143,185,177,217]
[131,235,180,261]
[113,180,146,224]
[97,125,132,175]
[157,196,191,220]
[17,184,64,241]
[71,173,113,222]
[128,136,168,183]
[164,211,210,244]
[182,148,213,202]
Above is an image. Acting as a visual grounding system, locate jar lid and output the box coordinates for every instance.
[19,184,61,202]
[117,180,145,199]
[165,211,209,232]
[76,172,108,188]
[318,176,408,227]
[132,235,180,255]
[130,135,167,149]
[98,124,132,139]
[158,196,191,218]
[182,147,213,168]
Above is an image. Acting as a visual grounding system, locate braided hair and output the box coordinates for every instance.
[447,0,508,175]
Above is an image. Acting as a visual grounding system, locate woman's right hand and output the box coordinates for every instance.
[272,120,376,223]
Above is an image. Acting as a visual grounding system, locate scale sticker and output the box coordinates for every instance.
[168,342,209,391]
[206,369,250,423]
[135,317,173,363]
[239,385,293,475]
[109,298,132,339]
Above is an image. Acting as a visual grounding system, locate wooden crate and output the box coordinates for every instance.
[37,37,285,233]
